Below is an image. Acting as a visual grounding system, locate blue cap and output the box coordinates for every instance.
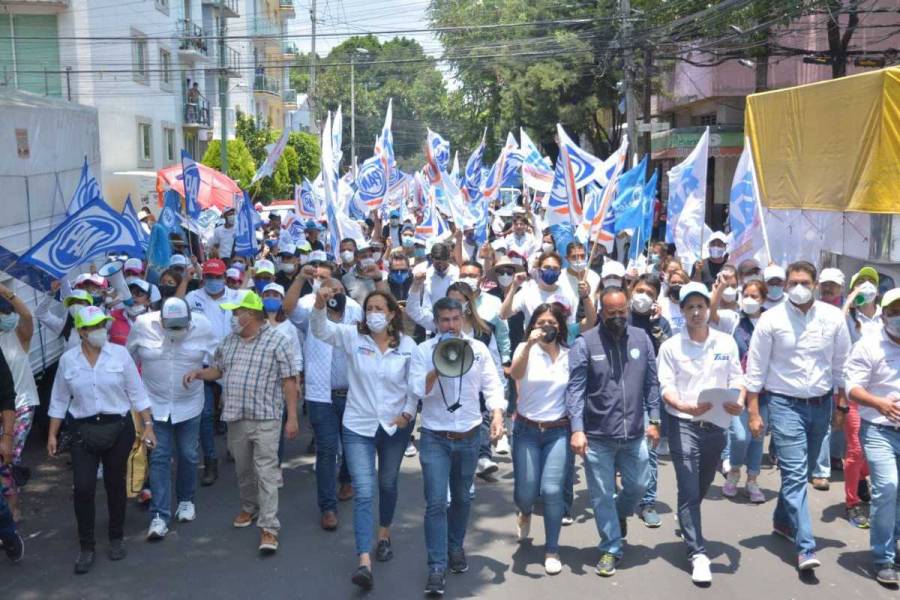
[389,209,401,219]
[304,219,323,231]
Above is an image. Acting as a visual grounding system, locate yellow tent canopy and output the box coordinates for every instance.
[745,66,900,214]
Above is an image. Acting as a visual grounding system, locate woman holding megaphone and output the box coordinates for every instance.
[310,283,418,592]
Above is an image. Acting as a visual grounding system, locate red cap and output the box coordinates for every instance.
[202,259,227,276]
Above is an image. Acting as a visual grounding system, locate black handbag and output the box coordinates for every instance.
[76,418,125,454]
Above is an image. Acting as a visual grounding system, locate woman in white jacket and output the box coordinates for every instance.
[311,283,418,591]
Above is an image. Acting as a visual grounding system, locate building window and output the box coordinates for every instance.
[0,14,63,97]
[155,0,169,14]
[132,31,149,85]
[692,113,717,127]
[159,49,172,91]
[138,120,153,167]
[163,127,176,163]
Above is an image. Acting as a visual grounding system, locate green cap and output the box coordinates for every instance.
[850,266,879,290]
[74,305,113,329]
[63,289,94,307]
[219,290,264,312]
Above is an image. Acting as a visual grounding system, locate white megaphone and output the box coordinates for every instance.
[98,260,131,304]
[432,337,475,379]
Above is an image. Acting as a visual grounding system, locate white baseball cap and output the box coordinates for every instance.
[128,278,151,294]
[168,254,189,268]
[819,268,845,287]
[262,283,286,297]
[881,288,900,309]
[225,268,243,281]
[124,258,143,274]
[161,297,190,329]
[708,231,729,245]
[308,250,328,264]
[74,273,107,288]
[601,261,626,279]
[679,281,712,305]
[764,265,786,282]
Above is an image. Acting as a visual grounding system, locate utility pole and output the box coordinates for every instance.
[309,0,317,130]
[218,0,228,174]
[641,47,652,156]
[350,52,356,174]
[621,0,638,167]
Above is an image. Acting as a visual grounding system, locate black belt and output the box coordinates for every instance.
[73,413,127,423]
[872,422,900,433]
[772,392,831,406]
[675,416,724,431]
[424,426,480,440]
[516,414,570,431]
[332,389,349,398]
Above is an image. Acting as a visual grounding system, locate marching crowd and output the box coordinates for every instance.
[0,204,898,597]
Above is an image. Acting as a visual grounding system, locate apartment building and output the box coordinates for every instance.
[0,0,299,207]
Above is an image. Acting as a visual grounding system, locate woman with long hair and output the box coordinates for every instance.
[509,302,571,575]
[310,285,418,591]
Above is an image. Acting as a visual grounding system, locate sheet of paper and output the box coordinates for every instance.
[695,388,741,429]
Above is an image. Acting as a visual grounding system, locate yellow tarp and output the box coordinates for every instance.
[745,66,900,213]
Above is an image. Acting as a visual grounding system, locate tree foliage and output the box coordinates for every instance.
[287,131,321,181]
[200,139,256,190]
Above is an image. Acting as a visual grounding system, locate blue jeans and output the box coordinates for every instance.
[641,413,658,508]
[860,422,900,566]
[812,425,832,479]
[669,417,727,557]
[730,397,769,475]
[583,436,649,558]
[149,415,201,524]
[308,397,351,514]
[201,382,218,461]
[342,421,415,555]
[0,491,16,546]
[512,421,570,553]
[419,428,480,571]
[769,392,832,554]
[478,410,493,461]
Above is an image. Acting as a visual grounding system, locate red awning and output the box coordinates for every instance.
[156,163,242,211]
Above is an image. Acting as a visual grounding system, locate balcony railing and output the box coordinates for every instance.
[208,44,241,77]
[176,19,209,57]
[253,74,280,95]
[184,96,212,128]
[282,42,298,58]
[277,0,295,16]
[282,89,297,106]
[202,0,239,18]
[251,17,280,38]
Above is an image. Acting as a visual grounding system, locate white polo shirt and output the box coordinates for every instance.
[845,328,899,426]
[514,343,569,421]
[510,280,579,325]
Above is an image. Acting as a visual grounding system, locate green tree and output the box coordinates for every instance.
[287,131,321,181]
[201,139,256,190]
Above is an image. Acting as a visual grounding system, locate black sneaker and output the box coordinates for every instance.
[619,517,628,539]
[859,479,872,503]
[848,505,870,529]
[376,538,394,562]
[4,534,24,563]
[306,438,317,455]
[108,539,127,561]
[448,548,468,574]
[424,569,446,596]
[74,550,95,574]
[876,564,898,585]
[351,565,374,590]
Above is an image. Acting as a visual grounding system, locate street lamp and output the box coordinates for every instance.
[350,47,369,175]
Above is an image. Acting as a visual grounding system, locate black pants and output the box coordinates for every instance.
[71,417,135,550]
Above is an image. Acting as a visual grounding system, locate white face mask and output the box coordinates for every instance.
[126,303,147,317]
[371,252,382,262]
[721,286,738,303]
[741,296,761,315]
[788,284,813,306]
[68,305,84,319]
[165,327,189,342]
[497,274,514,288]
[459,277,479,292]
[86,329,107,349]
[541,243,554,254]
[631,292,653,315]
[340,250,355,264]
[280,262,296,274]
[570,260,587,273]
[856,281,878,305]
[360,257,376,269]
[366,312,388,333]
[709,246,726,259]
[230,314,244,335]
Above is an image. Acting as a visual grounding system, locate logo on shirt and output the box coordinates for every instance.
[591,354,606,362]
[357,346,376,357]
[630,348,641,360]
[714,353,730,361]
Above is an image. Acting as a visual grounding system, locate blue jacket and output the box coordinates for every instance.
[566,322,660,441]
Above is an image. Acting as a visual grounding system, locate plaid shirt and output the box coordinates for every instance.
[214,323,297,421]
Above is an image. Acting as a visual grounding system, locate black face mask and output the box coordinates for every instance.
[158,284,177,299]
[327,293,347,314]
[668,284,683,300]
[541,325,558,344]
[604,316,627,337]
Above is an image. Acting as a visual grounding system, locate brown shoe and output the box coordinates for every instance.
[811,478,830,491]
[321,511,338,531]
[338,483,354,502]
[233,511,258,528]
[259,531,278,554]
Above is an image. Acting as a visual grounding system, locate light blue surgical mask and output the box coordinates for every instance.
[204,278,225,295]
[0,313,18,331]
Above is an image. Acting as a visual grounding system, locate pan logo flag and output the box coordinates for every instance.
[68,156,103,215]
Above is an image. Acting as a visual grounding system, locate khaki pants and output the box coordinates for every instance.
[227,419,282,533]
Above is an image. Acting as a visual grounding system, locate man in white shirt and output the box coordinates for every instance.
[763,264,786,310]
[211,208,237,261]
[845,288,900,584]
[505,214,539,260]
[421,243,459,311]
[745,261,852,572]
[127,297,216,540]
[185,259,238,486]
[656,282,744,584]
[409,297,506,597]
[559,242,601,308]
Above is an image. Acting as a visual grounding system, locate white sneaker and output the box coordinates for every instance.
[494,434,510,455]
[404,441,418,457]
[476,457,499,476]
[175,501,196,522]
[691,553,712,584]
[146,515,168,541]
[544,555,562,575]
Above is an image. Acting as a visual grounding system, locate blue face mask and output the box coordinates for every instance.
[540,268,561,285]
[263,297,283,313]
[388,269,411,285]
[204,278,225,295]
[401,236,415,248]
[0,313,18,331]
[414,247,426,258]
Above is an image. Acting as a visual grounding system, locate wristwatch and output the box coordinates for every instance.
[648,419,662,426]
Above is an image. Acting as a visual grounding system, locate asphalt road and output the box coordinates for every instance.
[4,426,897,600]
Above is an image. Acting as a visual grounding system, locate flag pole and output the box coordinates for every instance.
[749,143,772,264]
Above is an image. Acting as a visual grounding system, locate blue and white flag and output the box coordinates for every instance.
[121,194,149,251]
[357,100,394,209]
[520,128,554,192]
[426,129,451,176]
[332,105,343,171]
[180,150,202,220]
[68,156,103,215]
[233,192,258,257]
[729,141,770,266]
[481,133,518,202]
[18,198,145,280]
[296,179,319,219]
[145,191,181,285]
[463,130,486,202]
[250,129,290,186]
[612,155,648,234]
[415,189,451,243]
[636,168,659,259]
[668,127,709,266]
